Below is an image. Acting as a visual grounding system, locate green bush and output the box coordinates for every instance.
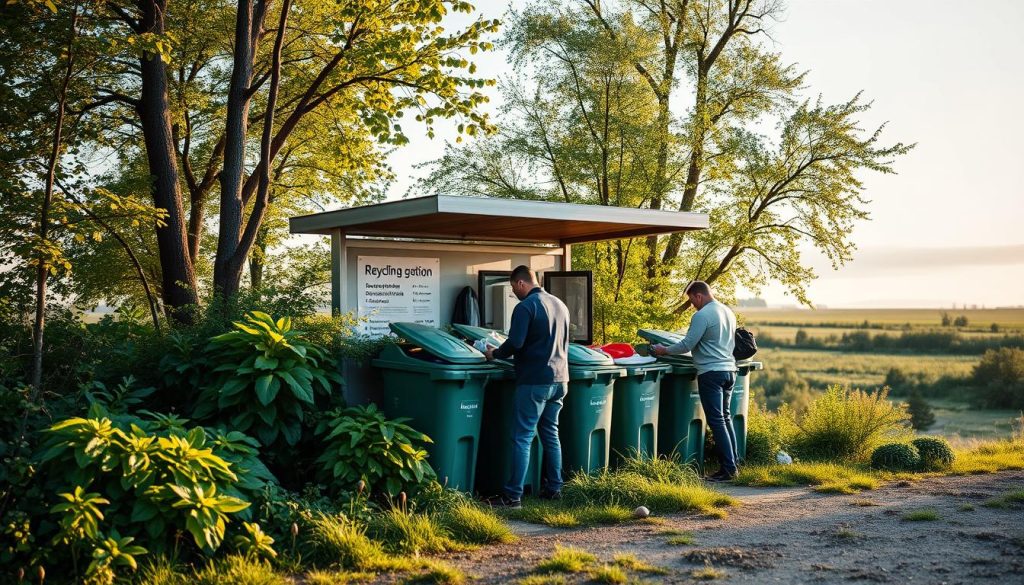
[972,348,1024,409]
[315,404,436,498]
[912,436,955,470]
[870,443,920,471]
[37,407,275,568]
[743,401,795,465]
[790,386,911,463]
[192,311,342,449]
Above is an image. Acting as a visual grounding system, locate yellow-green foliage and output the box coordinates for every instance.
[612,553,669,574]
[304,570,377,584]
[439,502,517,544]
[535,545,598,574]
[951,438,1024,474]
[368,507,456,555]
[506,501,640,528]
[983,489,1024,509]
[664,531,697,546]
[901,509,939,521]
[306,513,407,572]
[193,555,291,585]
[734,462,879,494]
[589,564,627,583]
[789,386,911,462]
[691,564,727,580]
[516,576,567,585]
[404,560,466,585]
[562,469,734,516]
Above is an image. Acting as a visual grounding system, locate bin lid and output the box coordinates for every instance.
[388,322,485,365]
[636,328,684,346]
[452,323,614,367]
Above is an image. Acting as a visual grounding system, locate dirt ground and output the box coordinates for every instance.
[434,470,1024,584]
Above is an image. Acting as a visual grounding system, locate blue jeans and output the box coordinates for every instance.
[698,371,738,475]
[505,383,567,500]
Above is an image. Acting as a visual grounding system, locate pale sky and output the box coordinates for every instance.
[386,0,1024,309]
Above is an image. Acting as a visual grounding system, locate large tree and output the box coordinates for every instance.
[422,0,911,338]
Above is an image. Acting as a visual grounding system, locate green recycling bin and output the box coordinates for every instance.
[450,324,543,497]
[372,322,501,492]
[610,362,672,467]
[732,359,763,462]
[637,329,706,470]
[562,346,625,475]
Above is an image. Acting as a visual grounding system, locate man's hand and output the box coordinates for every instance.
[652,344,668,357]
[484,348,495,361]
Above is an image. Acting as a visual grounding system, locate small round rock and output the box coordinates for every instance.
[633,505,650,518]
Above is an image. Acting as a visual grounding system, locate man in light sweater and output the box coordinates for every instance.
[652,281,739,481]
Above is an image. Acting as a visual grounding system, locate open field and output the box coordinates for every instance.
[749,324,1008,343]
[904,399,1023,441]
[753,347,978,389]
[741,307,1024,331]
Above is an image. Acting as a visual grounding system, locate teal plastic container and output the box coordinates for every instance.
[372,323,501,492]
[609,362,672,466]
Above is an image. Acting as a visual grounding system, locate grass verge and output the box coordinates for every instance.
[951,439,1024,474]
[733,462,879,494]
[983,489,1024,509]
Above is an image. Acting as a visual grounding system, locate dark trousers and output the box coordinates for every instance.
[698,370,738,475]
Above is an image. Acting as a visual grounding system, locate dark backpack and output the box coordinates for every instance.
[733,327,757,360]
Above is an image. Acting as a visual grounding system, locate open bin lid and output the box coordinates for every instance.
[388,322,485,365]
[452,323,614,367]
[637,328,685,346]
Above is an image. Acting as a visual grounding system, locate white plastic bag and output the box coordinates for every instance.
[776,451,793,465]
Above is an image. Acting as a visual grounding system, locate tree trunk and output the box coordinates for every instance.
[249,223,268,290]
[137,0,198,321]
[31,5,79,390]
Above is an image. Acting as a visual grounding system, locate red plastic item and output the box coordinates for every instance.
[599,343,636,359]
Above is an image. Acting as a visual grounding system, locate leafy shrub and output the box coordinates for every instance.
[870,443,920,471]
[912,437,955,470]
[789,386,910,463]
[316,404,436,498]
[743,401,795,465]
[192,311,342,448]
[972,348,1024,409]
[37,408,275,564]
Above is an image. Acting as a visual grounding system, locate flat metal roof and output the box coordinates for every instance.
[289,195,708,245]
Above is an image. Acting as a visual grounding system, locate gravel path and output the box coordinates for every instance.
[435,470,1024,584]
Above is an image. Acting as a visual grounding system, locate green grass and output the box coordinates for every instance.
[368,508,459,555]
[690,564,728,580]
[516,577,567,585]
[440,502,518,544]
[835,526,861,539]
[305,570,378,584]
[982,489,1024,509]
[307,513,410,572]
[503,501,633,528]
[589,564,628,583]
[611,553,669,575]
[959,503,976,511]
[193,555,290,585]
[902,509,940,521]
[951,439,1024,474]
[666,534,696,546]
[403,560,466,585]
[562,469,735,516]
[534,545,598,574]
[734,462,880,494]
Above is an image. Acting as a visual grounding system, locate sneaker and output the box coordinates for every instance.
[706,470,737,483]
[538,489,562,501]
[488,495,522,509]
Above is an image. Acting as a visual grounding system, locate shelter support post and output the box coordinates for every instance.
[561,242,572,271]
[331,229,347,316]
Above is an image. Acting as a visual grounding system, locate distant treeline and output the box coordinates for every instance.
[758,329,1024,355]
[753,348,1024,412]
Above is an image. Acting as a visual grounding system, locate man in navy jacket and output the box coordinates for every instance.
[485,265,570,508]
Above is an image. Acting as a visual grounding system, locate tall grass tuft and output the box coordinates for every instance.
[306,512,406,571]
[193,555,290,585]
[368,507,456,555]
[734,462,879,493]
[439,501,517,544]
[535,545,598,573]
[562,469,734,515]
[790,385,911,462]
